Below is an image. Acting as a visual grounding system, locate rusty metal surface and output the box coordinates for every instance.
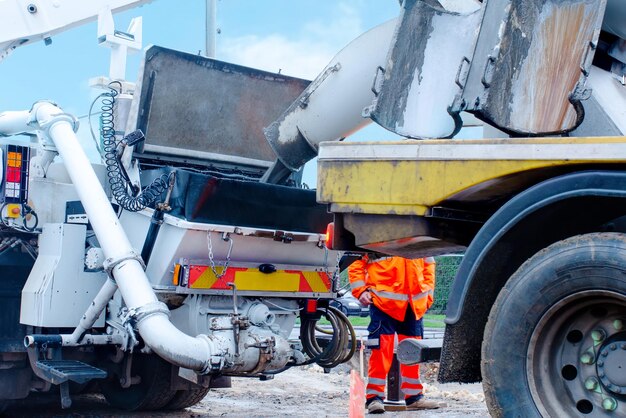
[367,0,482,139]
[130,46,309,168]
[341,213,472,259]
[462,0,607,136]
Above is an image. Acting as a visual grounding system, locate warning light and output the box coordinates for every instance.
[172,263,182,286]
[305,299,318,314]
[325,222,334,250]
[3,145,29,204]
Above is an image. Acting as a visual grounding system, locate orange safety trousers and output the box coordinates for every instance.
[366,305,424,403]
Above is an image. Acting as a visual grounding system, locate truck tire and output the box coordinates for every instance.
[165,387,210,410]
[482,233,626,418]
[100,354,177,411]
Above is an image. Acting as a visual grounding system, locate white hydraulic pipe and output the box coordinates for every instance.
[68,279,118,343]
[2,102,218,372]
[0,110,33,136]
[24,334,126,347]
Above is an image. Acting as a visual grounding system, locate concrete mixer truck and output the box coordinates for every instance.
[261,0,626,416]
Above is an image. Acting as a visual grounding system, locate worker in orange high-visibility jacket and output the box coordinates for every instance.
[349,255,442,414]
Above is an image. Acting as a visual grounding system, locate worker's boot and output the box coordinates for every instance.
[366,398,385,414]
[405,396,446,410]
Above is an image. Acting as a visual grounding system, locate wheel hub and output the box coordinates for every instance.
[527,291,626,417]
[597,334,626,395]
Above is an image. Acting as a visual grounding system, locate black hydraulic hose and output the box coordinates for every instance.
[322,307,352,368]
[307,309,343,368]
[330,306,357,364]
[299,306,357,369]
[141,171,176,265]
[140,208,165,265]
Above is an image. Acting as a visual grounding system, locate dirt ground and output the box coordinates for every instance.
[2,363,489,417]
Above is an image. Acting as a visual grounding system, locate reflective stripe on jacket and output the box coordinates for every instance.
[348,255,436,322]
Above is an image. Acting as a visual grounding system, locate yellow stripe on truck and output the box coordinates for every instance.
[233,270,301,292]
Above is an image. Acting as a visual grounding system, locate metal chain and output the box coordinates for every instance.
[207,231,234,279]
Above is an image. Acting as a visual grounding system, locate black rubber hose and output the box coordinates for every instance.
[299,306,357,368]
[305,309,341,366]
[140,208,165,265]
[321,308,352,368]
[327,306,357,364]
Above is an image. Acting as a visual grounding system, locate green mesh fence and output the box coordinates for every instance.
[338,268,350,293]
[430,255,463,314]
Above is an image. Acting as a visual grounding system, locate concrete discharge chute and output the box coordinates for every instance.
[261,18,397,183]
[263,0,621,182]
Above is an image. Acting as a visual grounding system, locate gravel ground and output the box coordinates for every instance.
[2,363,489,417]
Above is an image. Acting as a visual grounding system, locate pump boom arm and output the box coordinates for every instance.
[0,0,154,62]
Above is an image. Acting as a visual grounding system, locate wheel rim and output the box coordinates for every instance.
[527,290,626,417]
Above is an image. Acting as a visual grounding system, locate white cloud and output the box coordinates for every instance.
[301,2,364,47]
[218,3,365,80]
[218,34,334,79]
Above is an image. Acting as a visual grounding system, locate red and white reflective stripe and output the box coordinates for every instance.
[402,376,423,385]
[401,387,423,396]
[401,376,423,396]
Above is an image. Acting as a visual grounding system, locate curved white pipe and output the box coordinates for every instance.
[6,102,218,372]
[69,279,119,343]
[0,110,32,136]
[264,18,397,171]
[587,66,626,134]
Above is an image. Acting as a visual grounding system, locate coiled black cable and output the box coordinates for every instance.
[299,305,357,368]
[100,83,172,212]
[263,305,356,375]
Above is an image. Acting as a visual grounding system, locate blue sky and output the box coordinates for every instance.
[0,1,479,186]
[0,0,404,185]
[0,1,399,111]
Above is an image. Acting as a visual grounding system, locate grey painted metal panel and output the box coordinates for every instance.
[119,211,336,287]
[129,46,310,168]
[20,224,107,327]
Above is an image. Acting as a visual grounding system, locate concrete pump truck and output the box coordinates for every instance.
[0,0,353,412]
[1,0,626,417]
